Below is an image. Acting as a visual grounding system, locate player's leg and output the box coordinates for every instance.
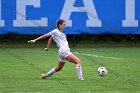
[55,62,65,72]
[41,62,65,79]
[66,53,84,80]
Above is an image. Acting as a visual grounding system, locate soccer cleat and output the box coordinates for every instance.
[41,74,47,79]
[80,78,84,80]
[79,77,84,80]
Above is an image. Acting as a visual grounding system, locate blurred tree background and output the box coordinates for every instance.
[0,34,140,43]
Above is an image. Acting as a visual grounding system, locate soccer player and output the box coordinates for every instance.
[28,19,84,80]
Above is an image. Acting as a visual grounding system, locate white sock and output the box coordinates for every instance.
[45,68,56,77]
[76,65,83,80]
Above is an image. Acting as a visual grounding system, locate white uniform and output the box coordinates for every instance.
[48,29,72,62]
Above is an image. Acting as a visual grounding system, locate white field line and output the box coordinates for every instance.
[74,52,120,60]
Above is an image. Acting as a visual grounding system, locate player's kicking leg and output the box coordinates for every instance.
[41,62,65,79]
[66,53,84,80]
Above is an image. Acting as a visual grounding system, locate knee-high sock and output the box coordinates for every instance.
[76,65,83,79]
[45,68,56,77]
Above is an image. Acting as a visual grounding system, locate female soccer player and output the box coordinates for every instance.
[28,19,84,80]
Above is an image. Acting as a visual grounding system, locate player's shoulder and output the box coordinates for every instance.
[53,28,59,32]
[49,28,58,32]
[49,28,60,35]
[52,28,62,34]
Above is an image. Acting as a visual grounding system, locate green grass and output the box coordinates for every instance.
[0,44,140,93]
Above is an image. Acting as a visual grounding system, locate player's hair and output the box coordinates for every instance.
[57,19,65,29]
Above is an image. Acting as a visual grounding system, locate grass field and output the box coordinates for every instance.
[0,43,140,93]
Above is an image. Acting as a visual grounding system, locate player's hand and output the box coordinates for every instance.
[44,48,48,51]
[28,40,36,43]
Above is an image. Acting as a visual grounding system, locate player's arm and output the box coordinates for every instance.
[44,36,53,51]
[28,33,51,43]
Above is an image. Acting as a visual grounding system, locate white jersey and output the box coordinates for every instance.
[48,29,70,52]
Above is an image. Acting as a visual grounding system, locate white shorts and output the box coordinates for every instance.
[58,51,72,62]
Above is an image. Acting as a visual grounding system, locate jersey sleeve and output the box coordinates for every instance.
[48,29,56,36]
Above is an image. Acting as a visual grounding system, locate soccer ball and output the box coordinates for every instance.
[98,66,108,77]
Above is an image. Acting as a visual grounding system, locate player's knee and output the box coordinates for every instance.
[75,59,81,65]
